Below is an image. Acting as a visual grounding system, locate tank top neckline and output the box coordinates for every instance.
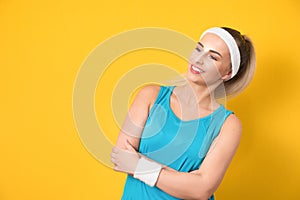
[167,85,224,123]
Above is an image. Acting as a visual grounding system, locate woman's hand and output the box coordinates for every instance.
[111,141,164,187]
[111,140,200,175]
[110,140,141,175]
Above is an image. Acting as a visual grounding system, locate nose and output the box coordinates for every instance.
[195,55,204,65]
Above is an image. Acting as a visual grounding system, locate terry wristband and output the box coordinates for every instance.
[133,157,162,187]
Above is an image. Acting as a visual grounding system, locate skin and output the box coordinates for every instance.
[114,33,242,200]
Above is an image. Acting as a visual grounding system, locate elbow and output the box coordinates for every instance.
[193,191,212,200]
[197,184,217,200]
[176,185,210,200]
[191,182,215,200]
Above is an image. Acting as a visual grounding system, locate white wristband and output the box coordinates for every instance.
[133,157,162,187]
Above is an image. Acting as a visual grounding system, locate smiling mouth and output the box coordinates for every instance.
[190,64,205,73]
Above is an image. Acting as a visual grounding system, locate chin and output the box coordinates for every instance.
[186,73,206,85]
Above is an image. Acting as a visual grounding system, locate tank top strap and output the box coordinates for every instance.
[198,107,234,158]
[148,85,174,115]
[154,85,174,104]
[143,85,174,138]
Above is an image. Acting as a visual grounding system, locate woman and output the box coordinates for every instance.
[111,27,256,200]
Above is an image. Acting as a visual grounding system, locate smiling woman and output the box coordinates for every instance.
[111,26,256,200]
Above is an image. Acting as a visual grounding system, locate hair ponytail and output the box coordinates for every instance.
[214,28,257,99]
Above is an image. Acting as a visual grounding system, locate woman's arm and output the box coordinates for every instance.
[115,84,160,152]
[112,84,242,199]
[155,114,242,200]
[112,84,179,176]
[112,113,242,200]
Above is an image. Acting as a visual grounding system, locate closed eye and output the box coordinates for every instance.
[195,47,201,52]
[210,55,217,61]
[195,42,203,52]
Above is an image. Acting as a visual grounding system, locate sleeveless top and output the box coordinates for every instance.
[121,85,234,200]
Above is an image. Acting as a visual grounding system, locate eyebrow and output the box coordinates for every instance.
[197,42,223,58]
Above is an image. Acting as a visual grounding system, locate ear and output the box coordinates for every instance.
[222,69,232,82]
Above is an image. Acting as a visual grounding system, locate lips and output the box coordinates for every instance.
[190,64,205,74]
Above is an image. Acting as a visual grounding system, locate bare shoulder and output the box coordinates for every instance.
[136,84,161,108]
[220,113,242,138]
[224,113,242,128]
[138,84,161,97]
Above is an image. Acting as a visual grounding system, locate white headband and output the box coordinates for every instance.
[200,27,241,79]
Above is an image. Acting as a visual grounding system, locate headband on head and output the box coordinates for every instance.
[200,27,241,79]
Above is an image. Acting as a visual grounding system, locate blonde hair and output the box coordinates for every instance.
[216,27,256,99]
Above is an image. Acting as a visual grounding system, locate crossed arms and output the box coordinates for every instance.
[113,85,242,200]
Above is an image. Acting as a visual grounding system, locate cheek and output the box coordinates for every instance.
[214,58,231,75]
[222,56,232,72]
[211,62,223,75]
[188,51,197,61]
[221,62,231,74]
[205,62,226,80]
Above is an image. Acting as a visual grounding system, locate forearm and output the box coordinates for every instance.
[155,168,210,200]
[112,147,212,199]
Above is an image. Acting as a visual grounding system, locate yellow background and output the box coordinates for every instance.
[1,0,300,199]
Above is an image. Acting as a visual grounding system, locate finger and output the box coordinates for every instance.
[112,147,119,153]
[114,165,121,172]
[110,157,116,164]
[110,151,116,159]
[110,153,116,161]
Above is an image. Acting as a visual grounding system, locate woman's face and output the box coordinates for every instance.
[186,33,232,85]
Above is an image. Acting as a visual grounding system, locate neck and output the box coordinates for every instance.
[175,80,220,110]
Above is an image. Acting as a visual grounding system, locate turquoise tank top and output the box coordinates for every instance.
[121,85,234,200]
